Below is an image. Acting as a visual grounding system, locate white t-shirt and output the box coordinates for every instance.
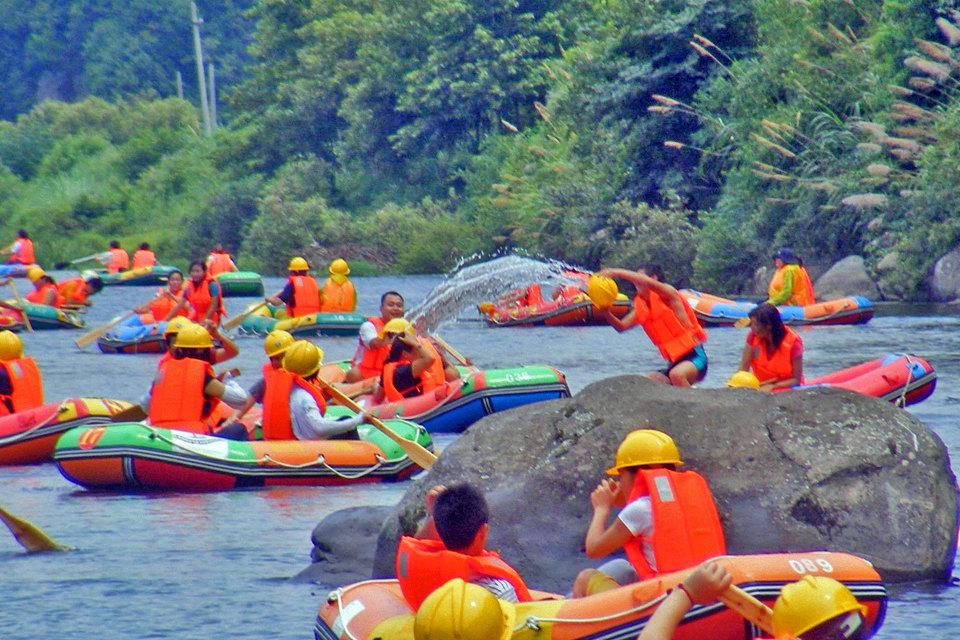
[358,320,379,348]
[617,496,656,571]
[289,387,363,440]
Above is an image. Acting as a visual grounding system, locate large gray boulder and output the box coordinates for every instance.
[931,246,960,302]
[814,256,881,301]
[307,377,957,588]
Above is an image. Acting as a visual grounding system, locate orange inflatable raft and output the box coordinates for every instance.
[315,552,886,640]
[682,290,874,327]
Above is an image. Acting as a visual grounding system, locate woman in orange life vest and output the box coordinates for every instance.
[637,563,868,640]
[0,330,43,416]
[205,244,239,277]
[136,269,187,322]
[98,240,130,274]
[143,323,250,440]
[598,264,708,387]
[377,327,441,402]
[265,256,321,318]
[767,248,815,307]
[131,242,158,269]
[396,483,532,607]
[23,268,64,307]
[572,429,725,598]
[345,290,406,383]
[57,270,104,308]
[0,230,35,265]
[165,260,225,328]
[319,258,357,313]
[737,302,804,392]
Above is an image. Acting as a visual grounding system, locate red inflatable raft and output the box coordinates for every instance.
[779,353,936,407]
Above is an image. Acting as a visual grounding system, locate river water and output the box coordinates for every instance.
[1,273,958,638]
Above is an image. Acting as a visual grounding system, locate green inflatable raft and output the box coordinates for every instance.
[215,271,264,297]
[239,304,365,337]
[96,265,181,286]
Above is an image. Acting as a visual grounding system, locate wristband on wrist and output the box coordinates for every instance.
[673,583,693,605]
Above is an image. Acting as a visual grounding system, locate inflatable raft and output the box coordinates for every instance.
[780,353,936,407]
[0,301,85,330]
[239,304,365,337]
[0,397,133,465]
[314,551,886,640]
[481,296,633,327]
[97,315,168,354]
[356,365,570,433]
[96,265,180,287]
[215,271,264,297]
[682,290,874,327]
[0,263,37,278]
[54,412,433,491]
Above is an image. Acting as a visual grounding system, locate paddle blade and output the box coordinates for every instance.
[719,585,774,635]
[74,311,134,349]
[0,506,68,553]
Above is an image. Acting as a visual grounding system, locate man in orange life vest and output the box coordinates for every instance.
[0,330,43,416]
[345,291,406,382]
[598,264,707,387]
[0,230,35,265]
[319,258,357,313]
[100,240,130,274]
[206,244,239,277]
[266,257,321,318]
[396,483,532,607]
[131,242,158,269]
[57,270,104,308]
[572,429,725,597]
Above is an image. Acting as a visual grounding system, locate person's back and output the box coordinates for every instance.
[106,241,129,274]
[132,243,157,269]
[319,258,356,313]
[206,247,237,277]
[0,331,43,415]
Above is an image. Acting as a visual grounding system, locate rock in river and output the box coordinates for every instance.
[307,376,957,589]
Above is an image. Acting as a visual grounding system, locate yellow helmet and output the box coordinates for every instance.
[288,256,309,272]
[0,330,23,360]
[413,578,515,640]
[726,371,760,390]
[378,317,413,339]
[163,316,193,338]
[264,329,295,358]
[772,576,868,639]
[27,267,46,283]
[174,323,214,349]
[606,429,682,476]
[282,340,323,378]
[587,274,618,309]
[329,258,350,275]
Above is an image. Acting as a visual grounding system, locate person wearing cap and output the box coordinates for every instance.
[0,330,43,415]
[319,258,357,313]
[56,270,104,308]
[99,240,130,274]
[131,242,159,269]
[346,291,406,382]
[595,264,708,387]
[136,269,187,322]
[637,562,869,640]
[768,248,815,307]
[205,244,239,277]
[377,320,442,402]
[736,302,803,392]
[0,230,35,265]
[397,483,532,608]
[165,260,225,328]
[265,256,321,318]
[222,330,295,427]
[23,268,64,307]
[572,429,725,597]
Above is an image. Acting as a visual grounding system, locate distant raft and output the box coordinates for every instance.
[0,397,133,465]
[0,263,37,278]
[778,353,936,407]
[682,289,874,327]
[480,295,633,327]
[239,304,365,337]
[54,413,433,491]
[0,301,85,330]
[215,271,264,297]
[97,314,168,354]
[96,265,181,287]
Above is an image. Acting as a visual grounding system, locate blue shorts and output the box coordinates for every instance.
[659,345,708,382]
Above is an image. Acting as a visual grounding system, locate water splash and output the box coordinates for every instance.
[408,255,589,333]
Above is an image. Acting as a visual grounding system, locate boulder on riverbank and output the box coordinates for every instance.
[307,377,957,589]
[814,256,881,301]
[931,246,960,302]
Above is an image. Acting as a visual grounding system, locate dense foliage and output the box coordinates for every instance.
[1,0,959,295]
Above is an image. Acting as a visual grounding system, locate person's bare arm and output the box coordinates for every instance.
[637,562,733,640]
[583,479,632,558]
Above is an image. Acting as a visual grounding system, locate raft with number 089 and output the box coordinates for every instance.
[239,304,365,337]
[681,289,874,327]
[96,264,181,287]
[314,551,886,640]
[215,271,264,297]
[53,409,433,491]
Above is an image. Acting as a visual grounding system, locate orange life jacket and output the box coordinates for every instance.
[353,317,388,379]
[27,282,64,308]
[57,278,88,305]
[186,277,225,325]
[108,248,129,274]
[417,337,447,388]
[634,291,707,363]
[523,284,544,307]
[0,357,43,415]
[148,357,218,434]
[798,266,816,306]
[622,468,726,580]
[10,238,34,265]
[150,287,186,322]
[286,275,321,317]
[156,351,174,371]
[748,327,802,385]
[207,252,235,277]
[395,536,532,609]
[131,249,156,269]
[319,277,356,313]
[381,360,441,402]
[261,367,328,440]
[768,265,815,307]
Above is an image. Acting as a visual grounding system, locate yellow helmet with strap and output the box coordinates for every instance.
[606,429,682,476]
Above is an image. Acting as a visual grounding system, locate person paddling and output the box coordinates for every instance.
[99,240,129,274]
[736,302,804,391]
[137,269,187,322]
[165,260,225,329]
[265,256,321,318]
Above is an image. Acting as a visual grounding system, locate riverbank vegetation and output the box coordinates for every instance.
[0,1,958,296]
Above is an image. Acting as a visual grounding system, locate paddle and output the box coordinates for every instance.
[719,585,775,636]
[69,251,108,265]
[314,377,437,470]
[6,280,32,333]
[0,505,68,552]
[430,334,476,371]
[223,301,268,331]
[74,310,135,349]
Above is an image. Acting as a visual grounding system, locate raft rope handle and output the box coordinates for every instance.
[894,352,915,410]
[1,400,71,442]
[515,592,669,631]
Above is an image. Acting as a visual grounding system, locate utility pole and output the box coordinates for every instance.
[208,62,217,129]
[175,71,183,100]
[191,2,212,136]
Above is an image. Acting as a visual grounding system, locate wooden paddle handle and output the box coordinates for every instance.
[7,280,32,333]
[222,301,268,331]
[719,585,774,635]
